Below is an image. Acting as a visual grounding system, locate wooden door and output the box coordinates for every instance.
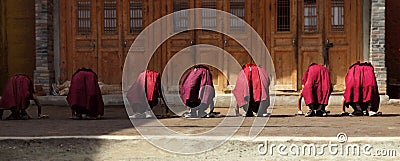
[222,0,252,91]
[324,0,356,91]
[298,0,357,91]
[121,0,143,65]
[271,0,298,90]
[166,0,196,91]
[69,0,99,77]
[195,0,226,92]
[97,0,124,84]
[270,0,361,91]
[0,0,5,93]
[147,0,166,73]
[63,0,133,85]
[297,0,325,89]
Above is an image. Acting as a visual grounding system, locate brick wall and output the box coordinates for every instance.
[34,0,54,95]
[369,0,386,94]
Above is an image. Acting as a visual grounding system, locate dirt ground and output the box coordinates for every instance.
[1,104,400,160]
[1,104,400,137]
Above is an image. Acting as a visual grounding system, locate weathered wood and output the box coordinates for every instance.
[59,0,363,92]
[270,0,298,90]
[0,0,7,93]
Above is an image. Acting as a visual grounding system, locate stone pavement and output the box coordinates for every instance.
[0,98,399,160]
[1,105,400,137]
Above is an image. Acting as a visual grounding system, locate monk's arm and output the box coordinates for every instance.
[33,94,42,117]
[342,99,346,113]
[297,92,303,114]
[235,104,240,116]
[158,86,168,114]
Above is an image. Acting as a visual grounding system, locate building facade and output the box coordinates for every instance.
[0,0,36,93]
[1,0,392,97]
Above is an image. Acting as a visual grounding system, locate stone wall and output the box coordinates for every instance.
[369,0,386,93]
[34,0,54,95]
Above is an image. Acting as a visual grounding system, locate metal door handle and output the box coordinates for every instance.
[325,39,333,48]
[224,39,227,44]
[292,38,297,46]
[91,40,96,49]
[190,40,194,45]
[123,40,127,48]
[323,39,333,67]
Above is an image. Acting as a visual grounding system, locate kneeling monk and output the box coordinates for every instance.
[127,70,166,118]
[67,68,104,119]
[179,65,216,118]
[298,63,332,117]
[342,62,380,116]
[233,63,270,117]
[0,75,43,120]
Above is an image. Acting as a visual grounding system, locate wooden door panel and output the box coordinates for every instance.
[167,40,195,92]
[271,0,297,90]
[99,51,123,83]
[325,0,352,91]
[196,0,226,92]
[121,0,142,59]
[223,0,252,65]
[328,48,347,90]
[147,0,166,72]
[71,0,98,78]
[299,50,324,65]
[167,32,195,91]
[297,0,324,89]
[300,35,323,46]
[97,0,123,84]
[72,52,98,72]
[222,0,252,91]
[165,0,195,92]
[273,48,297,90]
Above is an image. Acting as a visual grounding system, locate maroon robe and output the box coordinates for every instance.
[179,66,214,108]
[343,62,379,110]
[360,62,380,109]
[233,64,270,108]
[0,75,34,111]
[127,70,161,108]
[67,68,104,117]
[344,61,363,104]
[301,63,332,106]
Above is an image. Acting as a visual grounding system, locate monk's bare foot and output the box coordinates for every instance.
[37,114,49,119]
[341,112,350,116]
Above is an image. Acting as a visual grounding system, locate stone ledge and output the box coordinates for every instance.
[0,94,390,107]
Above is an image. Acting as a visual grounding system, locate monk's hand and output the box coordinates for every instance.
[235,113,243,117]
[37,114,49,119]
[296,111,304,115]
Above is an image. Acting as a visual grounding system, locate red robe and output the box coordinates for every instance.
[301,63,332,105]
[67,68,104,117]
[0,75,34,111]
[344,61,363,103]
[179,66,214,108]
[360,62,380,109]
[343,62,379,109]
[233,64,270,108]
[126,70,161,108]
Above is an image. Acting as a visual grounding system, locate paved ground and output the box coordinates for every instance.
[1,105,400,137]
[1,104,400,160]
